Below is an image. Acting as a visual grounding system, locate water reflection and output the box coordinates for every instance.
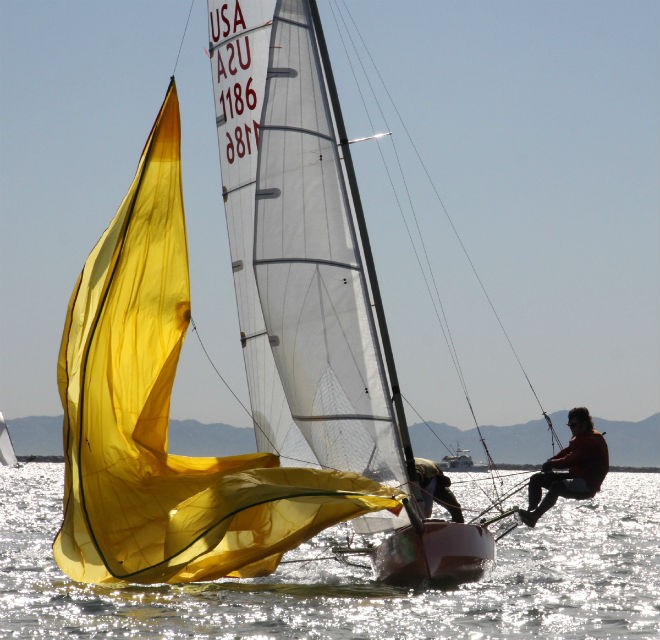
[0,465,658,639]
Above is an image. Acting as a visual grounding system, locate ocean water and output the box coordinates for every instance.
[0,465,658,639]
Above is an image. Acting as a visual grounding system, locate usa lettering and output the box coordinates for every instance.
[210,1,262,165]
[216,37,252,81]
[209,2,247,43]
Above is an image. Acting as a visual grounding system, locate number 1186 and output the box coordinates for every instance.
[225,120,260,164]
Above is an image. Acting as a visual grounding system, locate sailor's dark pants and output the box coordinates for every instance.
[528,471,594,520]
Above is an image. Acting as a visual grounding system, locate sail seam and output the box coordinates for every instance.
[260,124,334,142]
[273,15,310,31]
[254,257,360,270]
[292,414,392,423]
[209,23,273,54]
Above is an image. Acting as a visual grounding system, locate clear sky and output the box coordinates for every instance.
[1,1,658,430]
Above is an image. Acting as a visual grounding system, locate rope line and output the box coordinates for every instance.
[183,3,550,536]
[468,476,531,524]
[332,0,507,502]
[334,0,561,485]
[172,0,196,76]
[401,394,503,508]
[190,317,415,497]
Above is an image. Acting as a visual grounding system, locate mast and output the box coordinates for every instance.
[308,0,417,485]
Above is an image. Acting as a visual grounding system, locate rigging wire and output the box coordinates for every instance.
[401,394,502,507]
[451,469,533,484]
[331,0,505,506]
[189,317,289,460]
[190,317,414,494]
[334,0,561,464]
[182,4,546,527]
[469,476,531,524]
[189,317,254,425]
[328,2,471,410]
[192,314,510,521]
[172,0,196,76]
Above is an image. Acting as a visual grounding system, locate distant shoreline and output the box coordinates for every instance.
[15,456,659,473]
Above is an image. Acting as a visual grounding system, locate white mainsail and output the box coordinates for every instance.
[0,412,18,467]
[209,0,412,532]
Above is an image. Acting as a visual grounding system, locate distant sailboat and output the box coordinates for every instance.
[0,412,18,467]
[54,0,501,587]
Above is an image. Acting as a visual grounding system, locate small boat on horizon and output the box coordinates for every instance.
[439,448,489,472]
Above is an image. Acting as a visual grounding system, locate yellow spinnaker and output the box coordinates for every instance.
[53,79,402,585]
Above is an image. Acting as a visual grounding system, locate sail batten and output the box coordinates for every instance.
[260,124,334,141]
[224,180,257,198]
[268,68,299,79]
[254,257,360,270]
[291,414,393,423]
[208,21,272,54]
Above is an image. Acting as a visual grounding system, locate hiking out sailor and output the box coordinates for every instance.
[519,406,609,528]
[414,457,464,523]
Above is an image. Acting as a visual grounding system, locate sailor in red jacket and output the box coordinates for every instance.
[519,407,609,527]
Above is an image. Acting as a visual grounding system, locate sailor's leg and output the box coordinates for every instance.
[532,475,586,520]
[527,472,545,510]
[420,478,436,518]
[532,483,561,520]
[528,471,568,510]
[434,486,464,523]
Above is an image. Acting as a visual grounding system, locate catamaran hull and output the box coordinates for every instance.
[371,520,495,586]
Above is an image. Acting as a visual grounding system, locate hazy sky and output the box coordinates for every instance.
[1,1,658,430]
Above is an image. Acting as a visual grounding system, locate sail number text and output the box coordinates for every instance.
[219,78,257,120]
[210,2,260,165]
[225,121,260,164]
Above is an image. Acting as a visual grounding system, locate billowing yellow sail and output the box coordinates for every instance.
[53,79,402,585]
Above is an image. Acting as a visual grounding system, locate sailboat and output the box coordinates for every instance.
[54,0,499,587]
[209,0,498,584]
[0,412,19,467]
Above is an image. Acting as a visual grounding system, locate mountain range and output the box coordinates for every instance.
[6,411,658,468]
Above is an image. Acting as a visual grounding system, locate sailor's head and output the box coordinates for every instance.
[567,407,593,434]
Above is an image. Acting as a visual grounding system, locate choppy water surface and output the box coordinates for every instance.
[0,465,658,639]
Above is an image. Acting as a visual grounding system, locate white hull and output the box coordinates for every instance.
[371,520,495,586]
[0,412,18,467]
